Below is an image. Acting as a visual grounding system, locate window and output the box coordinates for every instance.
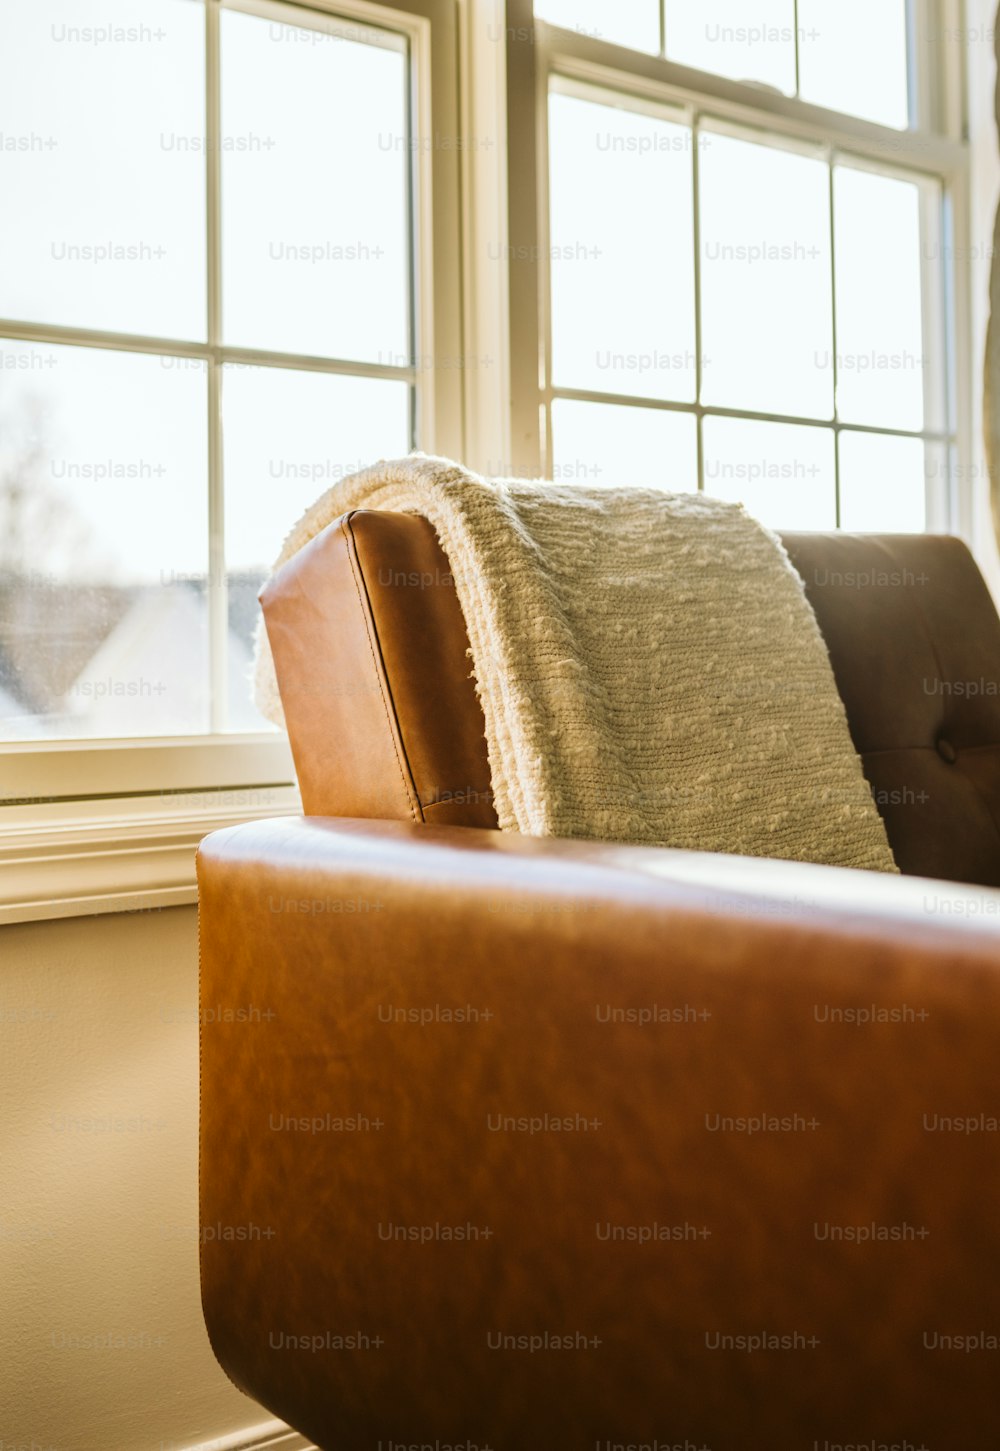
[536,0,912,127]
[0,0,460,789]
[517,0,964,537]
[0,0,974,826]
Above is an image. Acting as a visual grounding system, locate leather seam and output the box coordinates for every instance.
[423,791,496,808]
[341,516,422,823]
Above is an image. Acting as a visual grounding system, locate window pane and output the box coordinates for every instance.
[550,399,698,490]
[221,8,410,364]
[549,92,697,401]
[839,432,926,533]
[0,342,209,739]
[799,0,909,130]
[703,417,836,529]
[222,365,411,728]
[536,0,660,53]
[699,131,833,419]
[833,167,925,432]
[0,0,206,340]
[666,0,797,95]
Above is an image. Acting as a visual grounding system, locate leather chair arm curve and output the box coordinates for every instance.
[197,817,1000,1450]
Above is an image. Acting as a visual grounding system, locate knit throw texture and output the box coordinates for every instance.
[255,454,897,873]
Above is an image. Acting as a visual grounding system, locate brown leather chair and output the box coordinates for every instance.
[198,511,1000,1450]
[257,511,1000,886]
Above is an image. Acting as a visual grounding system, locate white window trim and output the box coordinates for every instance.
[457,0,513,476]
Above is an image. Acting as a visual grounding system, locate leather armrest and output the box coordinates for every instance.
[198,819,1000,1450]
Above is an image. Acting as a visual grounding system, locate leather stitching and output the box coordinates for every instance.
[341,516,421,823]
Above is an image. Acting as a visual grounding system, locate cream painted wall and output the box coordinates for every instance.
[0,905,270,1451]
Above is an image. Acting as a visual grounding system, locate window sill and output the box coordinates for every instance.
[0,787,301,926]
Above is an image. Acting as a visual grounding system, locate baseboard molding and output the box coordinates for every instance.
[174,1419,316,1451]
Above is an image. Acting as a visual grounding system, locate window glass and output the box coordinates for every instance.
[549,92,697,402]
[551,398,698,491]
[0,341,209,739]
[699,130,833,419]
[0,0,206,339]
[703,417,837,529]
[798,0,909,130]
[839,432,926,533]
[221,7,410,363]
[833,166,925,432]
[0,0,417,743]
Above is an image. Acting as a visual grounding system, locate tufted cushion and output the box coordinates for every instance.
[783,532,1000,886]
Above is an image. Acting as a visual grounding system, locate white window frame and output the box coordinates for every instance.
[1,0,465,811]
[504,0,974,541]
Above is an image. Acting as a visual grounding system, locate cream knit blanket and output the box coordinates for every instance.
[255,454,897,872]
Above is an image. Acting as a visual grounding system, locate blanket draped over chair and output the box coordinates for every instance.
[255,455,896,872]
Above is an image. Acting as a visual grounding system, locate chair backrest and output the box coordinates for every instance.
[260,509,497,829]
[261,510,1000,887]
[782,531,1000,885]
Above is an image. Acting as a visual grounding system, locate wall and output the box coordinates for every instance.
[0,905,288,1451]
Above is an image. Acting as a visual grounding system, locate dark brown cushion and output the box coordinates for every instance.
[784,532,1000,886]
